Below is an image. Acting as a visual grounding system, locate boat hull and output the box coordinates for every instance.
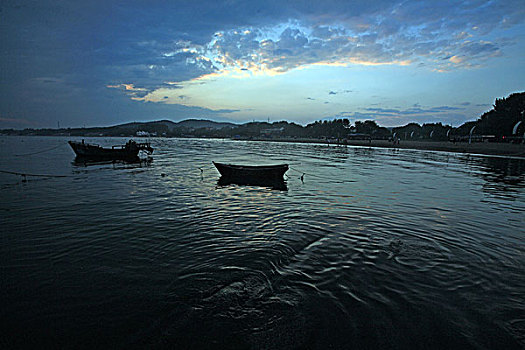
[213,162,288,181]
[73,156,152,166]
[68,140,151,160]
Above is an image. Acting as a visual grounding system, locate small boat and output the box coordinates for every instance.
[213,162,288,181]
[68,139,153,161]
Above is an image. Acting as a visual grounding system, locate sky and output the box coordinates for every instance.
[1,0,524,129]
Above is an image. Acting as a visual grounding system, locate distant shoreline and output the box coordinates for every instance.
[245,137,525,158]
[2,134,524,158]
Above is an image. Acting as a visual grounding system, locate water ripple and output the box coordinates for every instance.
[1,136,524,349]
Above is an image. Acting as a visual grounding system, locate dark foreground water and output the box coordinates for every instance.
[1,136,524,349]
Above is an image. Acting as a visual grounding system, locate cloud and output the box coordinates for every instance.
[430,106,463,112]
[212,108,241,113]
[365,105,463,115]
[328,89,352,95]
[14,1,517,99]
[449,56,465,64]
[349,104,471,126]
[114,0,519,91]
[122,2,517,96]
[0,117,33,126]
[106,83,152,98]
[2,0,524,128]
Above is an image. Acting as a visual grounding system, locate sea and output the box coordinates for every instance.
[1,136,524,349]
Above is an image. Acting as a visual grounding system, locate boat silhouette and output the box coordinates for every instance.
[213,162,288,190]
[68,139,153,161]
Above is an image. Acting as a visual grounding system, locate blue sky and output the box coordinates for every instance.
[1,0,524,129]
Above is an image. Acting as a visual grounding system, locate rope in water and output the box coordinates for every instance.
[14,143,65,157]
[288,166,354,183]
[0,169,71,178]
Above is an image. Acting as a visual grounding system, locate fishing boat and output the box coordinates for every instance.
[213,162,288,181]
[68,139,153,161]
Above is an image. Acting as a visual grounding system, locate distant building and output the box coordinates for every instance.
[260,127,284,137]
[136,130,157,137]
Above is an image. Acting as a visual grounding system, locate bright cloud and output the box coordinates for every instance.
[153,19,503,81]
[127,13,510,120]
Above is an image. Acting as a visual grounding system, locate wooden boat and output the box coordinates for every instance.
[68,139,153,160]
[73,157,153,167]
[213,162,288,181]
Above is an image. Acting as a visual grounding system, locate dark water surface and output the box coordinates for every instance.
[1,136,524,349]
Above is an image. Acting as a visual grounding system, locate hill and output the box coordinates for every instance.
[176,119,237,130]
[108,119,237,133]
[1,91,523,141]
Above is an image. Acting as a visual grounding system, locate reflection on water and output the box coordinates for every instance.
[217,176,288,191]
[73,156,153,167]
[460,155,525,199]
[1,136,524,349]
[478,156,524,185]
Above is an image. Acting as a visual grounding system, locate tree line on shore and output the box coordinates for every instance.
[1,92,524,142]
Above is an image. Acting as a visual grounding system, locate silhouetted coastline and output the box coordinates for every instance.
[1,91,523,157]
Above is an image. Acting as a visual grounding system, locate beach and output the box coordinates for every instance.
[346,140,525,157]
[250,138,525,158]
